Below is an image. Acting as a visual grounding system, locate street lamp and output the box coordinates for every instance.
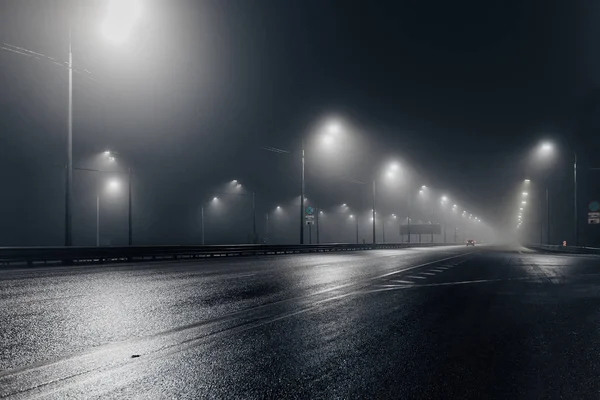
[101,151,134,245]
[101,0,142,43]
[96,177,122,246]
[299,119,343,244]
[371,161,402,244]
[349,214,359,244]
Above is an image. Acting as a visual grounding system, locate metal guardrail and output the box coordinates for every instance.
[0,242,458,267]
[526,244,600,255]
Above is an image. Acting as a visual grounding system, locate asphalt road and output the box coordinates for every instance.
[2,245,600,399]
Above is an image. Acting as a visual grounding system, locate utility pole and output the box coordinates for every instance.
[300,139,305,244]
[265,212,269,244]
[546,187,550,245]
[96,196,100,246]
[201,206,205,245]
[128,167,133,245]
[372,180,377,244]
[574,153,578,246]
[252,191,256,244]
[355,216,359,244]
[65,29,73,246]
[539,188,543,244]
[316,209,320,244]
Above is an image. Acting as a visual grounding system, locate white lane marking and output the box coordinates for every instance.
[430,269,445,272]
[315,264,331,268]
[379,284,411,288]
[389,279,414,284]
[363,276,535,293]
[372,251,477,281]
[407,275,427,279]
[422,272,436,276]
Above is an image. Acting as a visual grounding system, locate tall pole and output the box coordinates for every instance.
[96,196,100,246]
[430,205,434,243]
[539,187,543,244]
[65,29,73,246]
[265,212,269,244]
[443,216,447,243]
[546,187,550,245]
[201,205,205,245]
[355,217,359,244]
[128,167,132,245]
[309,224,312,244]
[300,139,305,244]
[372,180,377,244]
[316,209,320,244]
[574,152,578,246]
[252,191,256,244]
[382,219,386,243]
[407,192,411,243]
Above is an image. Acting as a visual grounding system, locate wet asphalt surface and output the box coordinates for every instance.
[2,245,600,399]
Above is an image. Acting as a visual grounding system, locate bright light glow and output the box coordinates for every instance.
[540,142,553,152]
[389,163,399,171]
[453,204,457,208]
[370,217,374,221]
[522,201,527,205]
[236,184,242,189]
[519,207,523,211]
[327,121,341,134]
[322,135,334,145]
[103,150,111,155]
[421,185,427,189]
[319,211,323,214]
[522,192,528,196]
[524,179,531,183]
[419,190,424,195]
[386,171,394,179]
[101,0,142,44]
[232,180,238,183]
[276,206,281,209]
[108,156,116,162]
[441,196,448,202]
[393,215,397,219]
[212,197,218,202]
[349,215,354,218]
[106,179,120,193]
[342,203,347,207]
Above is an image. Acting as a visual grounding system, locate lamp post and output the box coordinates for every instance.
[350,215,359,244]
[103,151,133,245]
[371,162,401,244]
[299,121,342,244]
[96,177,121,246]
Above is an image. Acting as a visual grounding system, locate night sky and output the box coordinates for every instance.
[1,0,599,246]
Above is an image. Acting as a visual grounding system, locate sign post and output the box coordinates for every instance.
[304,206,315,228]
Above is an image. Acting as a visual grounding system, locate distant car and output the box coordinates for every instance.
[466,239,475,246]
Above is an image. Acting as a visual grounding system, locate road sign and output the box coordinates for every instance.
[589,212,600,224]
[305,220,314,225]
[305,206,314,215]
[589,212,600,218]
[589,201,600,212]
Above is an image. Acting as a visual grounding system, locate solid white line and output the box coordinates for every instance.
[430,269,445,272]
[389,279,414,284]
[407,275,427,279]
[422,272,436,276]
